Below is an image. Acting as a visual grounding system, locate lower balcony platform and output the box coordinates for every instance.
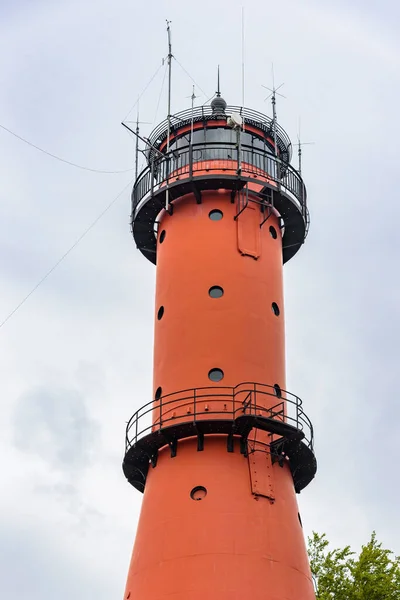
[123,383,317,494]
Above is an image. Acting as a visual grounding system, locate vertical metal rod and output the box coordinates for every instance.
[237,127,242,175]
[241,6,245,132]
[135,107,139,181]
[188,87,195,179]
[166,20,172,211]
[298,141,302,176]
[190,85,195,143]
[166,21,172,153]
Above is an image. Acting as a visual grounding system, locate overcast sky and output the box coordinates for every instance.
[1,0,400,597]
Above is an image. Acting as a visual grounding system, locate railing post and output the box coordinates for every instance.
[150,158,155,198]
[189,144,193,179]
[193,388,196,421]
[159,395,163,430]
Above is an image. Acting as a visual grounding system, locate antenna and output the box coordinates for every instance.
[293,118,315,176]
[216,65,221,97]
[135,107,140,181]
[166,20,173,211]
[122,101,151,180]
[121,122,164,159]
[189,85,197,143]
[262,64,286,159]
[166,20,173,153]
[241,6,245,131]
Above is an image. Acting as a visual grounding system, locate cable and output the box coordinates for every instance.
[0,123,135,174]
[0,178,134,331]
[122,60,165,122]
[202,93,215,107]
[173,57,209,99]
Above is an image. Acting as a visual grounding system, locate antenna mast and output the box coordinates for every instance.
[165,20,173,211]
[190,85,196,143]
[295,118,315,177]
[135,107,139,181]
[241,6,245,131]
[166,20,173,153]
[262,66,285,170]
[271,65,278,158]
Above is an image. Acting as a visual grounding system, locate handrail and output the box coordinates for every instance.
[147,104,292,162]
[131,141,307,222]
[125,382,314,454]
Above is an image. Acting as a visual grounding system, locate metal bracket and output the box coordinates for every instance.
[234,185,249,220]
[227,433,234,453]
[270,441,287,468]
[169,439,177,458]
[150,450,158,468]
[192,184,202,204]
[197,432,204,452]
[260,206,272,228]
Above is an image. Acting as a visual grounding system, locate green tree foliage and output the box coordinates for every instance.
[308,532,400,599]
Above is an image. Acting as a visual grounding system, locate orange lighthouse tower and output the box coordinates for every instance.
[122,77,317,599]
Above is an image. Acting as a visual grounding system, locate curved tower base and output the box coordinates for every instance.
[124,438,315,600]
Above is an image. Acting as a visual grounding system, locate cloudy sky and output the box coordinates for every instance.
[1,0,400,597]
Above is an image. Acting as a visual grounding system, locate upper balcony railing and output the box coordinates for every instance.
[131,141,307,222]
[147,104,293,163]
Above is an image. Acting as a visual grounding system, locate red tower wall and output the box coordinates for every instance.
[123,190,315,599]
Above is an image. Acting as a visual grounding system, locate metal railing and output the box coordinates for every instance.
[125,382,314,453]
[147,104,292,162]
[131,141,307,220]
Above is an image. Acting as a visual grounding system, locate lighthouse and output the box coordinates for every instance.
[122,75,317,599]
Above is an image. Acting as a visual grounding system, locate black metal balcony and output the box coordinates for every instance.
[123,382,317,495]
[130,141,309,265]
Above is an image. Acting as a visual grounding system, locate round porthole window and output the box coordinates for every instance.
[209,286,224,298]
[272,302,280,316]
[157,306,164,320]
[269,226,277,239]
[190,486,207,500]
[209,209,223,221]
[208,368,224,382]
[159,230,166,243]
[273,384,282,398]
[155,386,162,400]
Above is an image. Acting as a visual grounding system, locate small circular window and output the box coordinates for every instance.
[155,386,162,400]
[209,209,223,221]
[209,286,224,298]
[208,368,224,382]
[157,306,164,320]
[190,486,207,501]
[269,226,277,239]
[273,384,282,398]
[159,230,166,243]
[271,302,280,316]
